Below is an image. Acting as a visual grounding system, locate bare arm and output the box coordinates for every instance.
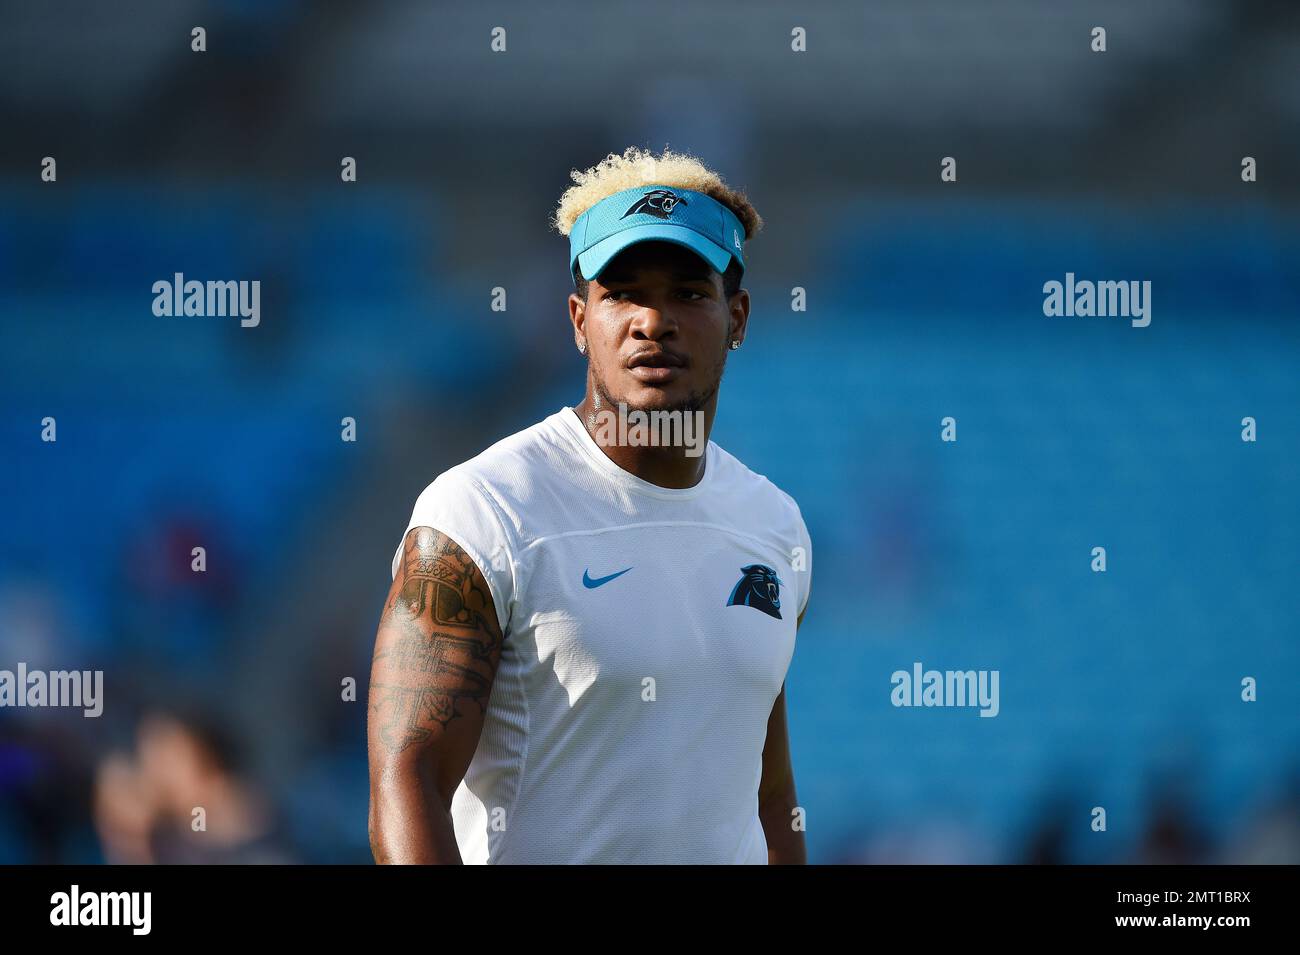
[367,526,505,863]
[758,608,807,864]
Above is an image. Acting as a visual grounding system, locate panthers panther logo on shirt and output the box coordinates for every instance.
[726,563,783,619]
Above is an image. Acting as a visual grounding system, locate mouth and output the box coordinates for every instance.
[626,350,686,385]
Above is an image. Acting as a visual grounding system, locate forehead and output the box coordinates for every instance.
[595,240,718,284]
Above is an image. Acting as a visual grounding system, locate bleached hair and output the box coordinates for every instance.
[551,145,763,241]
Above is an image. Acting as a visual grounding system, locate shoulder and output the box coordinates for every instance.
[394,416,569,623]
[708,442,813,615]
[707,442,812,550]
[408,410,573,540]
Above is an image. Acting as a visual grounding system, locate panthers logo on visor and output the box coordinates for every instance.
[622,188,687,220]
[726,564,783,619]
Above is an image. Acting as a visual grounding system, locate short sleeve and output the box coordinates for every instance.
[390,469,516,635]
[794,510,813,619]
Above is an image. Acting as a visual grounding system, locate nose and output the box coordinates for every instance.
[628,300,677,341]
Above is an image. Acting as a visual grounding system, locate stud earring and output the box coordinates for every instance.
[578,341,587,355]
[728,339,741,350]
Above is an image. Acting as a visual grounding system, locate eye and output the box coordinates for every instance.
[679,289,708,301]
[603,289,631,301]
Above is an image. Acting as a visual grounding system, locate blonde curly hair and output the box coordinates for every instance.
[551,145,763,241]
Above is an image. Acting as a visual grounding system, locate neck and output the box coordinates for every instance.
[572,394,716,489]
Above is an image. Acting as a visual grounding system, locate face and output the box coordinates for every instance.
[569,240,749,414]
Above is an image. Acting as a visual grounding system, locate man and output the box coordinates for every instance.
[367,146,811,864]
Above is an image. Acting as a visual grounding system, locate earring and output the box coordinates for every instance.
[728,339,741,350]
[578,341,587,355]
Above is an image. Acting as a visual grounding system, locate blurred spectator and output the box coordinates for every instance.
[1129,779,1211,865]
[94,706,296,864]
[1223,770,1300,865]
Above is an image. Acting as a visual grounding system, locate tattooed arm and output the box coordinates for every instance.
[367,526,505,864]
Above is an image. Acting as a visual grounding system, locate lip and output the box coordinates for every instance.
[626,350,685,386]
[627,350,685,370]
[628,364,681,384]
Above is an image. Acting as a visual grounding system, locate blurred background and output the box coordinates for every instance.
[1,0,1298,864]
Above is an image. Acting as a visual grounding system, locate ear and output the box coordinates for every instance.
[727,287,750,347]
[569,290,587,352]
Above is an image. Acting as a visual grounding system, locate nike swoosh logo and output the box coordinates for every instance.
[583,567,632,589]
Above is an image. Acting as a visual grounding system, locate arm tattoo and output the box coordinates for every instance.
[391,528,495,629]
[369,527,504,755]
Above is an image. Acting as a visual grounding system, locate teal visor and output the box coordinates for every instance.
[568,184,746,286]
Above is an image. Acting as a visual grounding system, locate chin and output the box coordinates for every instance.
[620,381,693,412]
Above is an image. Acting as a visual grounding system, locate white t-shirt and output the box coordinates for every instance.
[390,406,812,864]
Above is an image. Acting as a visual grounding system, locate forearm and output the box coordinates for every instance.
[759,784,806,864]
[370,763,462,864]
